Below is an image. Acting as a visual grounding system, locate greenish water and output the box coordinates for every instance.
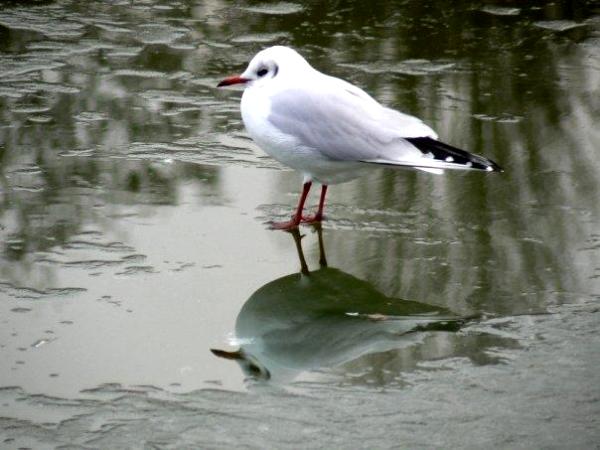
[1,0,599,448]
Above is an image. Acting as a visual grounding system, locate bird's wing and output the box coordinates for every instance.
[268,80,501,173]
[267,81,435,164]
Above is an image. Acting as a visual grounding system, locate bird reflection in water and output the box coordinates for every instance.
[212,226,468,383]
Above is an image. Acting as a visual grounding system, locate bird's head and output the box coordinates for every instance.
[217,45,312,89]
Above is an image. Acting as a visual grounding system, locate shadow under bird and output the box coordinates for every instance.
[211,227,467,383]
[217,45,502,230]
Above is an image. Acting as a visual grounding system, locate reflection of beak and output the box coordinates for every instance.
[210,348,243,360]
[211,348,271,380]
[217,75,249,87]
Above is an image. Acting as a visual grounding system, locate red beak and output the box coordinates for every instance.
[217,75,249,87]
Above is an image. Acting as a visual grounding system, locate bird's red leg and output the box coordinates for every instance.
[269,181,312,230]
[302,184,328,223]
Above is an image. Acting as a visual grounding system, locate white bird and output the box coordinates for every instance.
[218,46,502,230]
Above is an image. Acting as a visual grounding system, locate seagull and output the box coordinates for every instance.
[217,46,502,230]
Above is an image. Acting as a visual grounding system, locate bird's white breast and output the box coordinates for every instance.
[241,85,291,159]
[241,85,363,184]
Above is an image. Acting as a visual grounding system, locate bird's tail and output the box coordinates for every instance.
[360,137,503,174]
[405,137,503,173]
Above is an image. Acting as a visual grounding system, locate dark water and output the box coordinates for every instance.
[1,0,599,448]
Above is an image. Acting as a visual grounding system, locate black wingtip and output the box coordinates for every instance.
[489,160,504,173]
[406,137,504,173]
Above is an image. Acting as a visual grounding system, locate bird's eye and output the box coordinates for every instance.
[257,68,268,77]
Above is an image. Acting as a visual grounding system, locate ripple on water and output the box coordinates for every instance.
[20,82,80,95]
[139,89,217,108]
[0,86,26,99]
[11,106,51,115]
[62,240,135,253]
[0,60,65,79]
[479,6,521,16]
[0,282,87,300]
[340,59,456,76]
[325,218,416,235]
[120,254,147,264]
[160,107,202,117]
[255,203,418,235]
[30,234,151,279]
[231,32,291,44]
[105,45,144,63]
[61,259,127,270]
[74,111,109,122]
[115,265,157,276]
[116,136,283,170]
[242,2,304,15]
[0,9,86,41]
[533,20,587,32]
[26,115,52,124]
[8,164,43,175]
[135,23,188,45]
[112,69,168,79]
[472,113,523,123]
[31,338,55,349]
[0,386,95,424]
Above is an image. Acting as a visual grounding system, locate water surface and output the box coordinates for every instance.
[1,0,599,448]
